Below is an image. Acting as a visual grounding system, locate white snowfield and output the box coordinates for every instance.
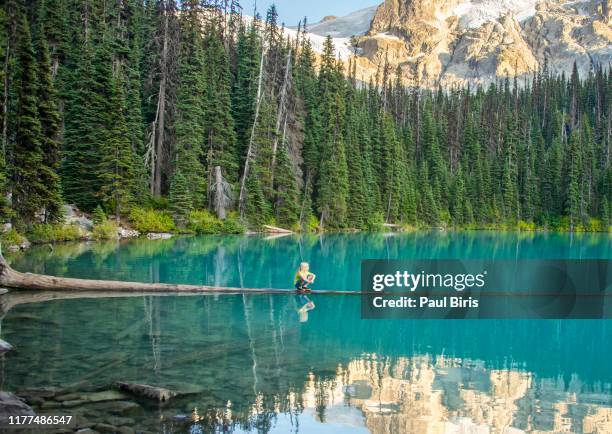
[282,28,356,61]
[305,6,379,38]
[450,0,539,28]
[282,6,378,61]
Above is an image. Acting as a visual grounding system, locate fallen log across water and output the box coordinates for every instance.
[0,250,356,296]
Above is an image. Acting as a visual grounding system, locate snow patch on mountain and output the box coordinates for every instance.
[451,0,538,28]
[283,28,355,60]
[282,6,379,61]
[302,6,378,38]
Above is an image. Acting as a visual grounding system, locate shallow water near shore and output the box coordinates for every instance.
[1,232,611,433]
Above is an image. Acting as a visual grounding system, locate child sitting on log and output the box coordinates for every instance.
[294,262,316,293]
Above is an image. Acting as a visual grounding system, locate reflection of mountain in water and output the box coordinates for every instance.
[259,354,612,433]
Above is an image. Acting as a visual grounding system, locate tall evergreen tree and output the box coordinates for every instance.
[61,14,100,211]
[202,20,238,209]
[98,72,137,221]
[11,16,46,227]
[315,37,348,229]
[174,0,206,207]
[33,17,62,222]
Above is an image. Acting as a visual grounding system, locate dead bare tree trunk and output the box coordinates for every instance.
[212,166,233,220]
[238,43,266,217]
[270,48,292,187]
[152,2,169,197]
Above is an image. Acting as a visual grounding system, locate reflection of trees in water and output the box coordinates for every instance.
[6,232,609,292]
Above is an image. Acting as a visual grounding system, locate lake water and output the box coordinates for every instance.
[1,232,611,433]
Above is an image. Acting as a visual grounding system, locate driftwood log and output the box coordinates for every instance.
[262,224,293,234]
[0,251,355,295]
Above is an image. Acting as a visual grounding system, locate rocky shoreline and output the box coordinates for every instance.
[2,205,173,253]
[5,383,203,433]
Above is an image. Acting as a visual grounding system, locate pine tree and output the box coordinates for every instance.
[0,7,11,221]
[419,163,439,225]
[273,142,299,227]
[169,170,192,228]
[501,113,519,223]
[61,16,101,211]
[173,0,207,209]
[566,131,583,230]
[244,168,272,227]
[452,167,466,225]
[11,16,46,227]
[92,204,106,224]
[315,37,349,229]
[250,92,277,202]
[295,37,321,184]
[202,20,238,207]
[345,94,369,228]
[602,196,610,228]
[380,114,407,222]
[232,22,260,161]
[33,17,63,222]
[98,72,136,222]
[122,0,148,203]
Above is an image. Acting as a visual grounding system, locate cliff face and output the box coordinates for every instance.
[350,0,611,87]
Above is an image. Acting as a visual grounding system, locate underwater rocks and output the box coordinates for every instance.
[0,392,36,424]
[10,384,154,433]
[18,386,60,400]
[87,400,142,416]
[82,391,130,403]
[54,392,82,402]
[114,382,176,402]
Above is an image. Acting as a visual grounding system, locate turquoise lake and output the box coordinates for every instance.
[1,232,611,433]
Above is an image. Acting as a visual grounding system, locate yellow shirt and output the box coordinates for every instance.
[294,271,313,283]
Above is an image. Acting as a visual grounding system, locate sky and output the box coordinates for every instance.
[239,0,381,27]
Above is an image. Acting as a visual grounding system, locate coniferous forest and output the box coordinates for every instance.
[0,0,610,236]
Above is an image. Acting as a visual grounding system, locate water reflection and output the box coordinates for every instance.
[233,353,612,434]
[2,293,611,433]
[6,232,611,292]
[1,232,610,432]
[296,294,316,323]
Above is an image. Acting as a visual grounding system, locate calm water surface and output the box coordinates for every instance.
[1,232,611,433]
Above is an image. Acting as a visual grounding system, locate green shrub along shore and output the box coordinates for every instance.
[1,206,609,249]
[1,207,248,246]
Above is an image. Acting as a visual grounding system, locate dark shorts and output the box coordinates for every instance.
[295,279,309,290]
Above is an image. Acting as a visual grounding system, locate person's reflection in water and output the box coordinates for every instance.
[296,293,315,323]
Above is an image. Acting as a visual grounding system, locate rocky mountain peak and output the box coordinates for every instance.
[348,0,611,87]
